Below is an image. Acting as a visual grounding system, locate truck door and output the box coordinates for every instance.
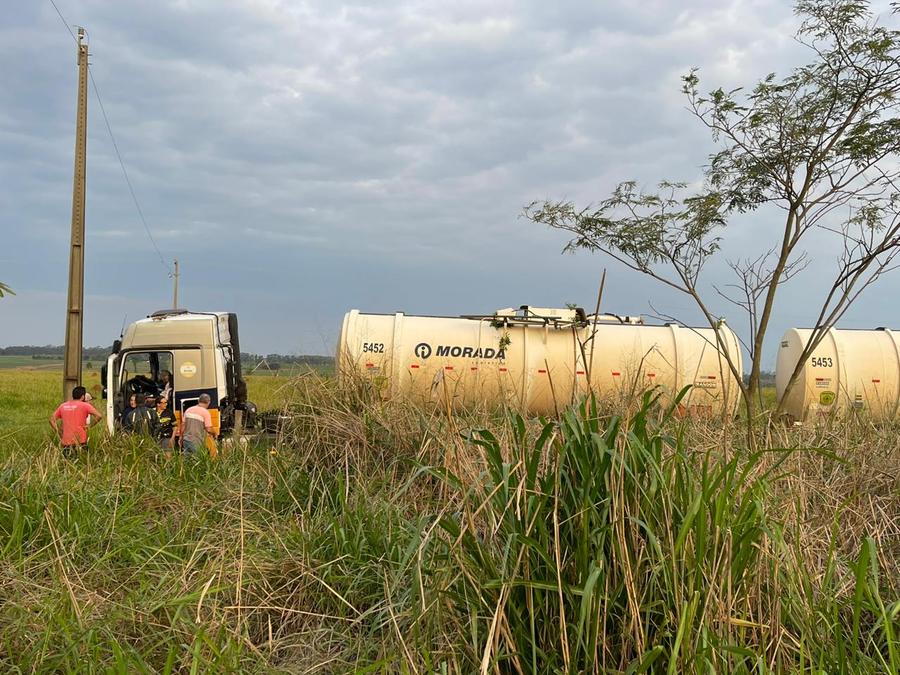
[105,353,119,434]
[112,351,175,433]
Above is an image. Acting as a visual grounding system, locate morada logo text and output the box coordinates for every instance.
[414,342,506,360]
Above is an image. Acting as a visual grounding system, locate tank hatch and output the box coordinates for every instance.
[587,313,644,325]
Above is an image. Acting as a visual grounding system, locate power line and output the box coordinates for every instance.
[88,70,171,272]
[47,0,76,41]
[45,0,173,276]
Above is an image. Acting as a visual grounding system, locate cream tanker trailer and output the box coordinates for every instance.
[776,327,900,421]
[337,306,742,416]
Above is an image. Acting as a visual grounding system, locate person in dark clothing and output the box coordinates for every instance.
[155,395,175,449]
[123,393,159,436]
[120,393,137,425]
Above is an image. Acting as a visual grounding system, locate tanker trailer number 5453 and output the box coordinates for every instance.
[362,342,385,353]
[811,356,833,367]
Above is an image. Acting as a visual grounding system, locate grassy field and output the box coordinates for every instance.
[0,355,65,369]
[0,369,897,672]
[0,370,284,441]
[244,363,334,378]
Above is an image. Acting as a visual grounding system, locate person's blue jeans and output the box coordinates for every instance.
[182,439,201,454]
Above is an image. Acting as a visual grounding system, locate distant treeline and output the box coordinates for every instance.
[750,371,776,387]
[0,346,334,369]
[0,345,112,360]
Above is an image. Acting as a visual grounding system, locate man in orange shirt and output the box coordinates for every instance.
[50,386,103,457]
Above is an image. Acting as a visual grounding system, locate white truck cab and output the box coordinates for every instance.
[103,309,254,435]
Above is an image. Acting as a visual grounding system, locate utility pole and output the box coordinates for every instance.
[172,259,179,309]
[63,28,89,401]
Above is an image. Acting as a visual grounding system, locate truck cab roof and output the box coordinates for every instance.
[122,311,236,350]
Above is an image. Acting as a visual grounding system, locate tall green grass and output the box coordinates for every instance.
[0,370,896,672]
[423,390,898,672]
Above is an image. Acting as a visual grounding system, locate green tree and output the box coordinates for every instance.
[526,0,900,420]
[0,282,12,298]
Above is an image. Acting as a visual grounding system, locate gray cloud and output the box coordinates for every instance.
[1,0,897,363]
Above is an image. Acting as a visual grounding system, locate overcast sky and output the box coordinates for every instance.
[1,0,897,362]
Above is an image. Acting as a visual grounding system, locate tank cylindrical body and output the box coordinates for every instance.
[337,308,742,416]
[776,327,900,420]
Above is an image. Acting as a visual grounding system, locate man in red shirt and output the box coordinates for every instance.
[50,386,103,457]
